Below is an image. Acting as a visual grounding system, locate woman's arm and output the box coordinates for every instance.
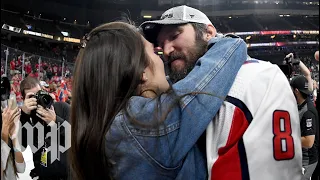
[1,107,20,173]
[127,36,247,164]
[1,139,11,175]
[12,138,25,173]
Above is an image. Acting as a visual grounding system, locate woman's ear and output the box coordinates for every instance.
[141,72,148,83]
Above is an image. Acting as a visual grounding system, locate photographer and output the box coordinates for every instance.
[19,77,70,180]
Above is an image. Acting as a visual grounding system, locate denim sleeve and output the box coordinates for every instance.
[125,37,247,166]
[172,36,246,107]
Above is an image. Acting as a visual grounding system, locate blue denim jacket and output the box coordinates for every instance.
[106,36,247,180]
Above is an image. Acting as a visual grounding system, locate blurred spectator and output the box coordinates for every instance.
[9,58,15,76]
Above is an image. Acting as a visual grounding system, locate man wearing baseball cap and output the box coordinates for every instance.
[291,75,319,180]
[141,5,216,83]
[141,5,302,179]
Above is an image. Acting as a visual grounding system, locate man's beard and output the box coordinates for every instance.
[168,38,208,83]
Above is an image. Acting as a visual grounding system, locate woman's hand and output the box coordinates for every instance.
[9,112,21,141]
[1,106,21,142]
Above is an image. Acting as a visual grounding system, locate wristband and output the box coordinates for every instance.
[13,146,21,152]
[13,141,22,152]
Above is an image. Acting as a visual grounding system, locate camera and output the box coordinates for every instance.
[279,53,300,79]
[31,90,54,108]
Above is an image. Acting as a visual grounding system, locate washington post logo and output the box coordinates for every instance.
[17,121,71,165]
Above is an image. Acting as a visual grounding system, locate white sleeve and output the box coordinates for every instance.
[1,139,11,170]
[15,161,25,173]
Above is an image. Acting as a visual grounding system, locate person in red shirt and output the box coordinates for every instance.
[34,71,39,78]
[28,70,38,78]
[53,64,58,74]
[53,73,59,83]
[35,63,41,71]
[17,56,22,67]
[10,59,16,76]
[25,62,32,75]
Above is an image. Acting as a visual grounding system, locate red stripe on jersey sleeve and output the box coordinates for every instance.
[211,107,249,180]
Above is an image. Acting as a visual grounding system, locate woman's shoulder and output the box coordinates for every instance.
[111,95,179,137]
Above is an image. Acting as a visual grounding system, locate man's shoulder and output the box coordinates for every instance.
[53,102,70,114]
[302,109,316,119]
[304,101,318,118]
[228,58,291,115]
[53,101,70,108]
[230,59,283,95]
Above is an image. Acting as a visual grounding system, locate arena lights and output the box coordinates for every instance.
[63,37,80,43]
[247,41,319,48]
[61,31,69,37]
[2,24,21,33]
[143,15,152,19]
[278,14,290,17]
[233,30,319,36]
[22,30,53,39]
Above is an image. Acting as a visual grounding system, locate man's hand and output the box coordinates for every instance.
[36,105,56,124]
[285,53,294,60]
[285,53,300,65]
[21,92,37,115]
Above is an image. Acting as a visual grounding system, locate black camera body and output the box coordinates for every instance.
[32,90,54,109]
[279,53,301,79]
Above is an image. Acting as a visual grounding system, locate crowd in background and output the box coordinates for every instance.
[1,41,319,109]
[1,44,73,106]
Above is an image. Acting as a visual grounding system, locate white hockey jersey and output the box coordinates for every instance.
[206,60,302,180]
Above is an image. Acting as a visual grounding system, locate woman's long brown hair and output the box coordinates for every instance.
[69,22,150,180]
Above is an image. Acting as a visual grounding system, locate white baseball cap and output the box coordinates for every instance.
[140,5,213,44]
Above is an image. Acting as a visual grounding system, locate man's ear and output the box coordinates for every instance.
[205,25,217,41]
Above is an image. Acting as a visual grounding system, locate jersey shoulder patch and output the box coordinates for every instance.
[306,118,312,128]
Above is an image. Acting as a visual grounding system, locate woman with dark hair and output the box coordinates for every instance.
[1,103,25,179]
[70,22,247,180]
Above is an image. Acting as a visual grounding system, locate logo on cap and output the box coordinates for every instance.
[190,14,195,18]
[161,13,173,20]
